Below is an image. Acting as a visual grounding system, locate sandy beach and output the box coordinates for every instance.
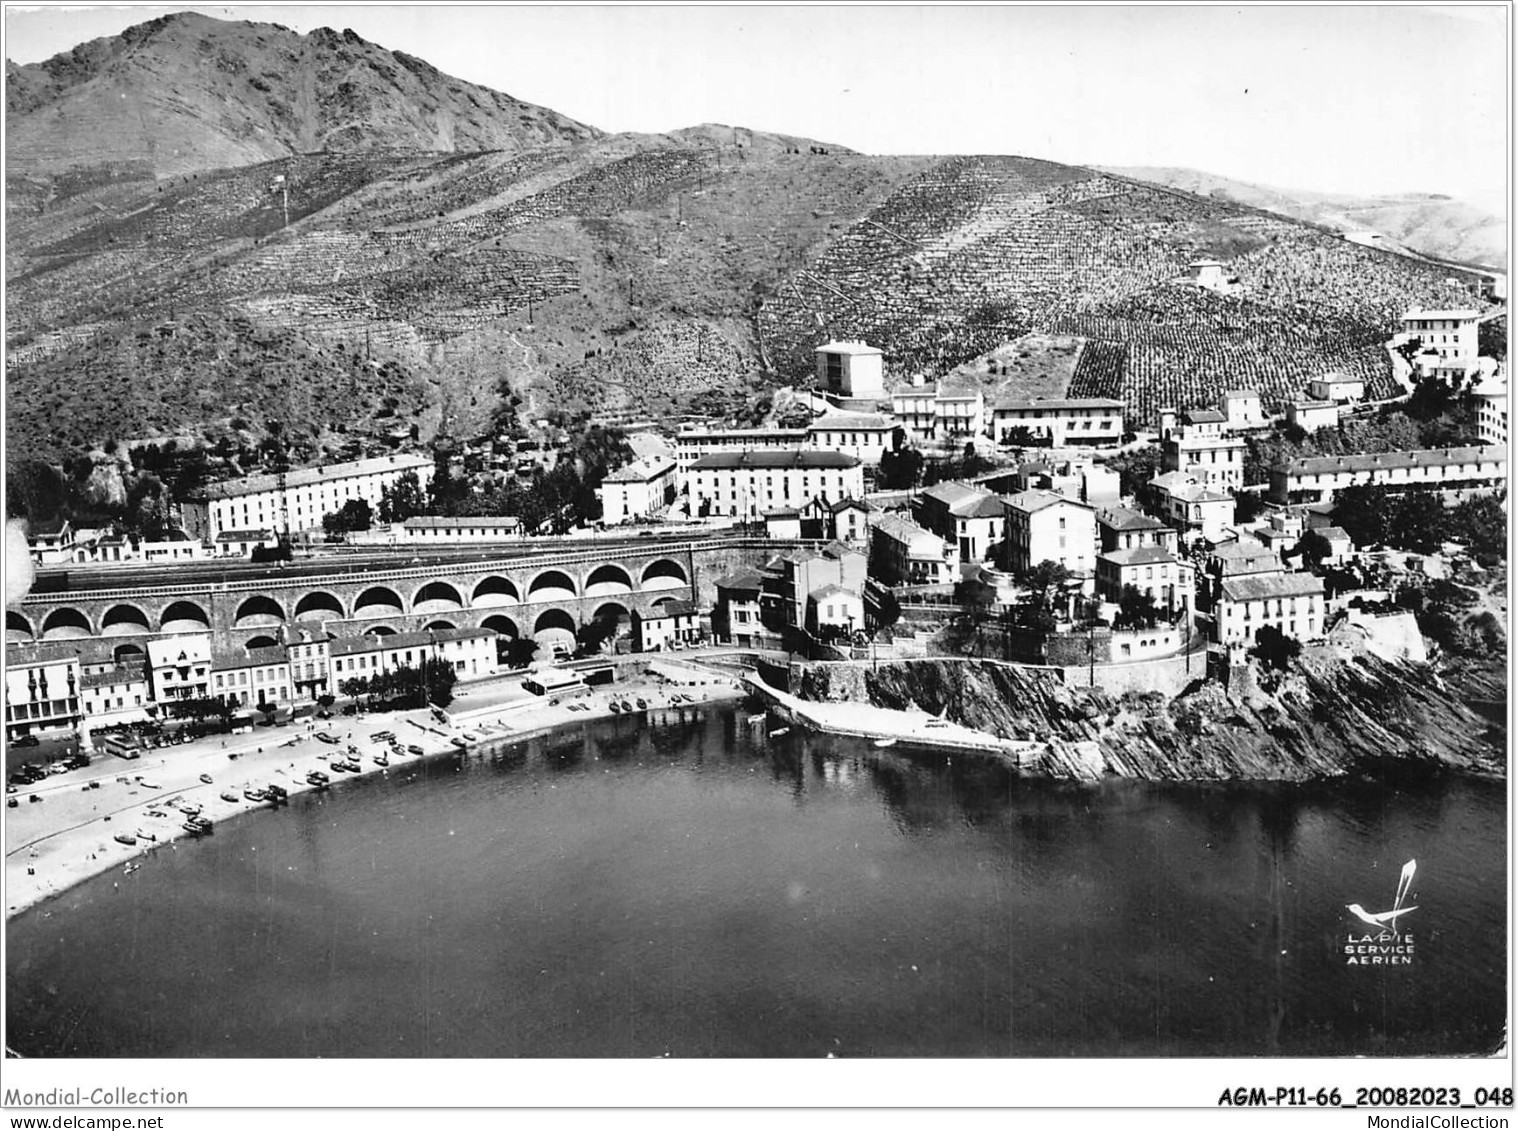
[4,663,748,920]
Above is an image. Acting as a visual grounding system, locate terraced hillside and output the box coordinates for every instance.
[7,17,1498,471]
[755,159,1494,424]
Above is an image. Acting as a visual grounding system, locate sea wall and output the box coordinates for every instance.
[791,653,1503,782]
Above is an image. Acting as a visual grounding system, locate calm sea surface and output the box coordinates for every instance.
[6,704,1507,1057]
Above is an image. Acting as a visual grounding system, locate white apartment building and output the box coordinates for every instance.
[1401,309,1480,364]
[1268,445,1507,504]
[183,453,434,541]
[1214,572,1326,645]
[806,413,903,467]
[870,515,960,587]
[1001,490,1097,576]
[596,455,678,524]
[211,645,292,708]
[146,635,213,705]
[1306,374,1367,403]
[1473,376,1508,447]
[687,451,863,520]
[1287,400,1340,433]
[402,516,523,542]
[79,666,152,728]
[4,655,82,740]
[815,341,886,400]
[675,427,808,475]
[991,397,1126,447]
[1150,472,1234,544]
[914,481,1007,566]
[1219,389,1267,431]
[1095,547,1194,614]
[1159,407,1246,491]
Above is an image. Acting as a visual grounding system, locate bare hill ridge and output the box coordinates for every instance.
[4,11,598,180]
[5,15,1500,474]
[1099,165,1507,272]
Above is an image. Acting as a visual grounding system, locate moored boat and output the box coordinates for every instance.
[873,737,898,748]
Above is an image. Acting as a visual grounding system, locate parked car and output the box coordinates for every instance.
[12,734,39,748]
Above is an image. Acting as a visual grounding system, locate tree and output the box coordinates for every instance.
[1297,529,1333,569]
[1024,560,1072,612]
[378,471,427,524]
[1234,490,1267,525]
[500,636,538,669]
[877,447,924,490]
[998,425,1045,449]
[1252,624,1301,671]
[1114,584,1161,630]
[1332,483,1390,548]
[1450,493,1506,565]
[322,498,372,536]
[1107,447,1162,499]
[575,617,616,657]
[420,657,458,709]
[1389,489,1448,555]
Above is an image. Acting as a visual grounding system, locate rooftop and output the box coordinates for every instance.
[79,666,148,690]
[215,528,276,542]
[1098,506,1167,532]
[715,570,764,593]
[815,340,883,356]
[690,450,860,471]
[1181,409,1227,425]
[199,453,432,501]
[1099,546,1179,567]
[995,397,1125,412]
[602,456,676,484]
[1220,572,1325,602]
[1274,445,1506,475]
[1402,309,1480,321]
[211,644,289,670]
[404,515,520,529]
[807,412,896,431]
[1004,489,1091,515]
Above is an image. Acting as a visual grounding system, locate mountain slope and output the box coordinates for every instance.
[4,11,599,180]
[5,14,1500,479]
[1099,165,1507,271]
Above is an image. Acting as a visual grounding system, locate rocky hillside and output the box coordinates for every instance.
[794,653,1502,783]
[4,12,598,180]
[6,13,1500,485]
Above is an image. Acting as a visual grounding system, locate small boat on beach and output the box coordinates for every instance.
[636,698,648,711]
[747,713,768,723]
[450,737,470,750]
[137,830,157,842]
[306,771,330,786]
[244,788,270,802]
[373,753,389,767]
[265,784,289,803]
[199,774,214,785]
[873,738,898,748]
[183,817,212,836]
[619,701,634,712]
[220,791,240,802]
[407,745,424,755]
[113,833,137,846]
[609,701,622,713]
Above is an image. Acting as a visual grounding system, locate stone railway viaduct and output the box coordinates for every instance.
[10,538,810,656]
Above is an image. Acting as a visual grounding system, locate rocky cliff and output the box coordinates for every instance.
[793,653,1503,783]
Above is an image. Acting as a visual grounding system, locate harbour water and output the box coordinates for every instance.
[6,703,1506,1057]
